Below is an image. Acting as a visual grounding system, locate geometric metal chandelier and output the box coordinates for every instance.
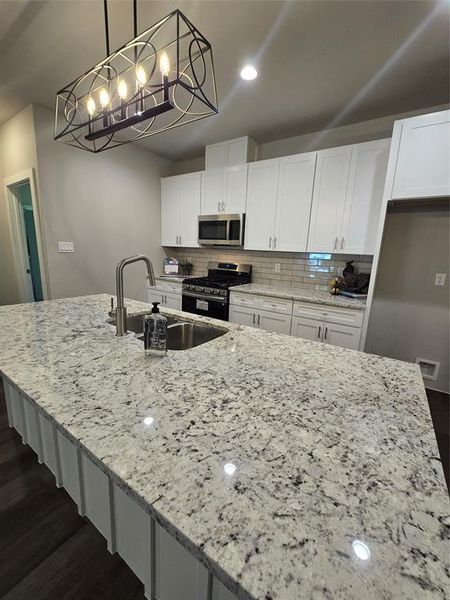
[54,2,218,153]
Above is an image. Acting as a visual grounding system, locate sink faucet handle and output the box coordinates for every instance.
[108,297,116,317]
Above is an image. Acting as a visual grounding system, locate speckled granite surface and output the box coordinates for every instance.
[0,294,448,600]
[232,283,367,310]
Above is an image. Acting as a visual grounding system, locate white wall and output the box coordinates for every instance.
[366,202,449,393]
[0,104,172,305]
[169,104,448,175]
[0,105,39,305]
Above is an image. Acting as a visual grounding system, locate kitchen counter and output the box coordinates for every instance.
[0,294,448,600]
[232,283,367,310]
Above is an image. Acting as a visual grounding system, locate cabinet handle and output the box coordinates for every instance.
[217,201,220,212]
[340,237,344,250]
[221,201,225,212]
[334,237,338,250]
[179,235,182,245]
[318,325,321,339]
[252,313,255,324]
[273,237,277,249]
[257,314,260,326]
[269,237,272,249]
[324,326,328,340]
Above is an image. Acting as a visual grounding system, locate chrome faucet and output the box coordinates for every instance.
[115,254,156,336]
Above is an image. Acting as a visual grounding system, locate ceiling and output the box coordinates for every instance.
[0,0,449,161]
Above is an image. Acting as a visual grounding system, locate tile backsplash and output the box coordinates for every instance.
[164,248,372,291]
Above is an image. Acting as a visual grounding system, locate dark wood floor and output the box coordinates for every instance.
[0,382,146,600]
[0,383,448,600]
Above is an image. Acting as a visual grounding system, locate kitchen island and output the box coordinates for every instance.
[0,294,448,600]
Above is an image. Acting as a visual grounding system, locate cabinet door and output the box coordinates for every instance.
[257,309,291,335]
[291,316,323,342]
[229,305,256,327]
[165,292,182,310]
[245,159,279,251]
[341,139,390,255]
[323,322,361,350]
[307,146,352,253]
[392,110,450,199]
[275,153,316,252]
[205,142,226,170]
[178,173,201,247]
[223,165,248,213]
[201,169,224,214]
[148,289,166,306]
[226,137,248,166]
[161,177,179,246]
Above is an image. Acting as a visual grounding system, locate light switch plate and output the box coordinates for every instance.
[58,241,74,253]
[434,273,446,286]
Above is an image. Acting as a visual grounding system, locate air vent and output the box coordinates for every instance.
[415,358,440,381]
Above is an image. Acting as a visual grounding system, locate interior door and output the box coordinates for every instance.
[307,146,352,253]
[223,165,248,213]
[275,153,316,252]
[161,178,179,246]
[201,169,223,214]
[178,173,201,247]
[323,322,361,350]
[341,139,390,255]
[244,159,279,251]
[290,316,322,342]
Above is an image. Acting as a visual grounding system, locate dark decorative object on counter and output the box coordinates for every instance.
[343,260,355,278]
[179,260,193,276]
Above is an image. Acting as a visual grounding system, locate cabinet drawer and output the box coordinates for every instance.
[293,301,363,327]
[154,280,183,294]
[230,292,292,315]
[155,522,209,600]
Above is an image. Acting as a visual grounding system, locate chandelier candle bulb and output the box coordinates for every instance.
[135,64,147,112]
[159,51,170,102]
[99,87,110,127]
[117,79,128,120]
[86,96,96,134]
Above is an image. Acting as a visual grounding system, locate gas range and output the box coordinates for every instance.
[182,262,252,321]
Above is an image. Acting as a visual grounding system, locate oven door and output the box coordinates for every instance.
[182,291,229,321]
[198,214,244,246]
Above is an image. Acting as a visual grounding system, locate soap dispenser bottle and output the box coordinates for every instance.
[144,302,167,356]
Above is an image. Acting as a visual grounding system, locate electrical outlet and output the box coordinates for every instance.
[434,273,446,286]
[274,263,281,273]
[58,241,74,253]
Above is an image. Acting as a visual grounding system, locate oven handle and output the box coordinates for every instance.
[182,291,227,304]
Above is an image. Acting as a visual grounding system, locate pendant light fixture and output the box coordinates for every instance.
[54,1,218,152]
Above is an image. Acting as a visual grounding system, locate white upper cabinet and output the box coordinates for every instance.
[307,145,352,253]
[308,140,390,255]
[274,153,316,252]
[245,159,279,250]
[201,165,247,215]
[205,136,259,169]
[391,110,450,199]
[245,153,316,252]
[341,139,390,255]
[161,173,201,247]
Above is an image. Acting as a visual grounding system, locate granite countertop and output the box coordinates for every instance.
[232,283,367,310]
[0,294,448,600]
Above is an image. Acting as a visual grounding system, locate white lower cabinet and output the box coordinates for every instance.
[39,413,62,485]
[22,396,43,462]
[6,383,26,441]
[229,305,256,328]
[147,280,182,310]
[290,316,322,342]
[113,483,152,594]
[212,577,239,600]
[57,430,84,513]
[155,523,209,600]
[82,453,114,552]
[229,304,291,335]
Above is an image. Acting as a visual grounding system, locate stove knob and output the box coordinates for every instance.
[200,287,205,292]
[214,289,220,295]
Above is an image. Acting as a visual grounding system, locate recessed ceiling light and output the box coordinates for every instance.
[240,65,258,81]
[224,462,237,476]
[352,540,371,561]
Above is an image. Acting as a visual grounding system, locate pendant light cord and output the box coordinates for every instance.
[104,0,110,56]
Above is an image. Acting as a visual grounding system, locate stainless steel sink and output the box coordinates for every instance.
[107,313,226,350]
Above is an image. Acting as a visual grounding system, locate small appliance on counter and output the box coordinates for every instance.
[163,257,179,276]
[182,261,251,321]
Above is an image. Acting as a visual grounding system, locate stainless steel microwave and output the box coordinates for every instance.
[198,214,245,246]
